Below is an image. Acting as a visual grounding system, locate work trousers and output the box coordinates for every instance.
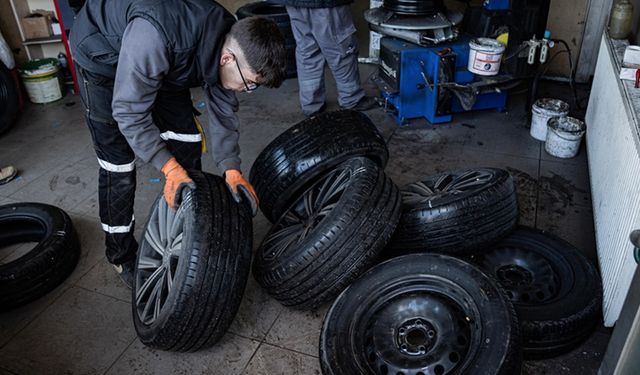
[76,67,202,265]
[285,5,365,115]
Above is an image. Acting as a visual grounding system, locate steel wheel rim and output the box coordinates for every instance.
[402,170,494,206]
[261,167,351,262]
[135,192,191,325]
[476,247,560,304]
[357,280,479,375]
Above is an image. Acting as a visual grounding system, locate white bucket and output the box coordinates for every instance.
[20,58,63,104]
[468,38,506,76]
[545,116,586,158]
[530,98,570,141]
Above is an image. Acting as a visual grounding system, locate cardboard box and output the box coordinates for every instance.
[21,12,53,40]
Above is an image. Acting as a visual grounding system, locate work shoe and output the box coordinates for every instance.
[305,102,327,118]
[0,166,17,185]
[113,259,136,289]
[342,96,379,112]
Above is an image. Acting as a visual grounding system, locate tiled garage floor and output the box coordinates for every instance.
[0,65,610,374]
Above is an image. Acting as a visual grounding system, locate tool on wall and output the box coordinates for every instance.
[367,0,553,125]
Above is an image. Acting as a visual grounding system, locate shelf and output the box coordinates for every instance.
[23,35,62,46]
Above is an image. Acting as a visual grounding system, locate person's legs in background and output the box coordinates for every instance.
[287,6,328,117]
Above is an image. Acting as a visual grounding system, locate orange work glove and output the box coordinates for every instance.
[224,169,258,216]
[161,157,194,209]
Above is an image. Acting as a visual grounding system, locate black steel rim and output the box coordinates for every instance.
[261,167,352,262]
[382,0,445,16]
[135,192,191,325]
[402,169,494,206]
[476,247,561,304]
[356,279,481,375]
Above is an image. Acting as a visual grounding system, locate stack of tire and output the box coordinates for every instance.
[131,171,253,351]
[320,166,603,374]
[249,110,402,310]
[236,2,297,79]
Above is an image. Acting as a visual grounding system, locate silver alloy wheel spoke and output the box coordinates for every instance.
[138,255,162,270]
[158,198,168,246]
[263,167,351,260]
[403,170,495,205]
[135,192,189,326]
[136,265,165,305]
[170,233,184,254]
[145,230,165,257]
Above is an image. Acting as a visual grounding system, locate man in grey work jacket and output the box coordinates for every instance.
[70,0,286,287]
[274,0,378,117]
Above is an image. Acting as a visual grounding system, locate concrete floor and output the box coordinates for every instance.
[0,65,610,374]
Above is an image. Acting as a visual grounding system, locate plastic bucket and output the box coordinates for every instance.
[468,38,506,76]
[530,98,569,141]
[545,116,586,158]
[20,58,63,104]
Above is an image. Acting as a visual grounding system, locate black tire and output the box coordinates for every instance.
[0,203,80,311]
[253,157,401,310]
[0,62,19,135]
[470,226,602,359]
[391,168,518,256]
[250,110,389,222]
[132,171,253,352]
[236,2,297,79]
[320,254,522,375]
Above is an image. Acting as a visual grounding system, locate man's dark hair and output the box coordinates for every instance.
[229,17,287,88]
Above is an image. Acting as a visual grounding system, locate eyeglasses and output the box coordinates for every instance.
[227,49,259,92]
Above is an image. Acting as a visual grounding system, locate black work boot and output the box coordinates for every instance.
[342,96,379,112]
[113,259,136,289]
[305,102,327,118]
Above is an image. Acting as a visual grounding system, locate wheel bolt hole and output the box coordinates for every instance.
[415,319,422,326]
[434,364,445,375]
[427,330,435,338]
[457,335,467,346]
[506,290,515,300]
[449,351,460,363]
[418,346,426,352]
[398,328,406,335]
[368,351,376,363]
[400,344,408,350]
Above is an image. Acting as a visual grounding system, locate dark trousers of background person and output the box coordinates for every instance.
[76,67,202,265]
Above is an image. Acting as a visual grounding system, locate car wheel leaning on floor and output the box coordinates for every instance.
[249,110,389,222]
[390,168,518,256]
[471,226,602,358]
[253,157,401,310]
[132,171,252,352]
[320,253,522,375]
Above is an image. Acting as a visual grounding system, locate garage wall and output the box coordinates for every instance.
[546,0,589,76]
[2,0,588,76]
[0,1,28,66]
